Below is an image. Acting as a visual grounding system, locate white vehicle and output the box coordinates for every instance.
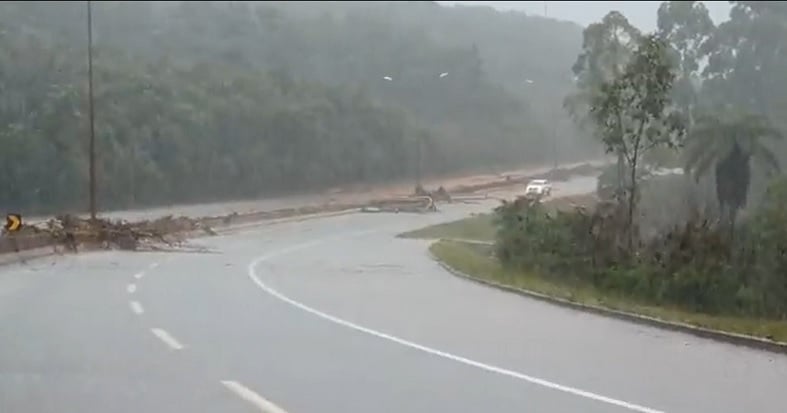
[525,179,552,197]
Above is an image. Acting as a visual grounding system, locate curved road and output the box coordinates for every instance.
[2,176,786,413]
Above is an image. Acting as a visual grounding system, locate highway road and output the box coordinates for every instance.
[2,175,786,413]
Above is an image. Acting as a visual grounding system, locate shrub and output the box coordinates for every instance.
[493,179,787,319]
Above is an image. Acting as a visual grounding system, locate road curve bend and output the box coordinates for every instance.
[2,176,786,413]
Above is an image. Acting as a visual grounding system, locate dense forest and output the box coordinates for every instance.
[0,1,595,214]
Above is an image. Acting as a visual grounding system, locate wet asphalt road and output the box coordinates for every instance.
[2,175,787,413]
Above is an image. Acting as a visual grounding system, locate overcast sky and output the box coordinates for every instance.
[437,1,732,32]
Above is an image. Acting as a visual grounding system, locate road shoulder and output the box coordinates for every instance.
[427,238,787,354]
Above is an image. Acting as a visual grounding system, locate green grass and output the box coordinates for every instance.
[398,193,596,242]
[430,239,787,343]
[398,213,496,241]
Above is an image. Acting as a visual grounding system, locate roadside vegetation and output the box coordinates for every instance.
[398,193,595,241]
[411,2,787,343]
[430,240,787,342]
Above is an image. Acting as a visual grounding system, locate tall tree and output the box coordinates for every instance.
[701,2,787,127]
[565,11,642,192]
[684,110,783,230]
[656,1,715,125]
[589,34,686,248]
[566,11,641,125]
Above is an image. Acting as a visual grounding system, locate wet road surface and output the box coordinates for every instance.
[2,175,786,413]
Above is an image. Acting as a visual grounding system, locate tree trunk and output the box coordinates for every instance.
[627,155,638,252]
[729,205,738,242]
[616,151,625,200]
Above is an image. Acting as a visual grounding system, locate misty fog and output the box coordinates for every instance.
[0,1,601,214]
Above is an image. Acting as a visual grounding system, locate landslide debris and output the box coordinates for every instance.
[7,214,216,253]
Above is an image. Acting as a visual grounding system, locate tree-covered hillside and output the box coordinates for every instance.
[0,1,591,214]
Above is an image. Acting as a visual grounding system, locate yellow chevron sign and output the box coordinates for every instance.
[5,213,22,232]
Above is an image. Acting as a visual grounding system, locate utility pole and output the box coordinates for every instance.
[415,132,423,190]
[544,1,559,170]
[87,0,97,220]
[382,72,446,192]
[553,119,559,169]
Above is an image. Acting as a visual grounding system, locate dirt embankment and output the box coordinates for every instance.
[0,162,605,257]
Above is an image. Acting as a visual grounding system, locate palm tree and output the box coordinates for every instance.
[684,111,783,231]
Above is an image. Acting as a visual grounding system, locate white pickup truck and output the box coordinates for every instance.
[525,179,552,197]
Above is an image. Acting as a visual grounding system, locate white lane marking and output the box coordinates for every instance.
[149,262,159,270]
[126,283,137,294]
[221,380,289,413]
[134,271,145,280]
[247,238,664,413]
[150,328,184,350]
[129,300,144,315]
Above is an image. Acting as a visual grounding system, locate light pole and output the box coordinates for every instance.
[86,0,97,220]
[523,77,559,170]
[382,72,448,190]
[552,117,559,170]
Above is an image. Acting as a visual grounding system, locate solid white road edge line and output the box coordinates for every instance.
[150,328,184,350]
[127,283,137,294]
[221,380,289,413]
[129,300,144,315]
[246,235,665,413]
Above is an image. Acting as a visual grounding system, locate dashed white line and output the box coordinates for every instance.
[247,236,664,413]
[150,328,184,350]
[129,301,144,315]
[126,283,137,294]
[221,381,289,413]
[133,272,145,280]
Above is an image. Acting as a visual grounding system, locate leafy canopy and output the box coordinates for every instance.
[589,34,685,167]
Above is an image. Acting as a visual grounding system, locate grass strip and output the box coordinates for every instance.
[429,238,787,344]
[398,213,496,241]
